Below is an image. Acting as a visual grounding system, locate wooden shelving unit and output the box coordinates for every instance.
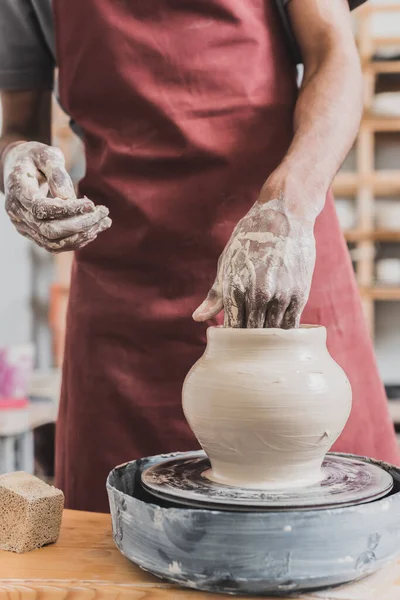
[359,286,400,301]
[334,171,400,195]
[344,229,400,242]
[332,3,400,335]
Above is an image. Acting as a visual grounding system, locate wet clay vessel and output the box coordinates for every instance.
[107,325,400,595]
[182,326,352,489]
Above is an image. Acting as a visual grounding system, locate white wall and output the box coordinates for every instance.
[0,193,31,347]
[0,106,53,368]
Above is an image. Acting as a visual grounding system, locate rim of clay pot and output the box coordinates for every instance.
[208,324,324,333]
[206,325,327,344]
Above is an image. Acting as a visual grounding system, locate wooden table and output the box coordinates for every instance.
[0,510,398,599]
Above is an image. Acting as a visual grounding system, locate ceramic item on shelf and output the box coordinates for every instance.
[376,258,400,286]
[374,48,400,60]
[334,198,356,231]
[182,326,352,489]
[0,344,35,400]
[371,12,400,41]
[372,92,400,118]
[349,245,376,262]
[375,200,400,231]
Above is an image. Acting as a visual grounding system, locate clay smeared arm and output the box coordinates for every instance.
[1,90,111,252]
[194,0,362,328]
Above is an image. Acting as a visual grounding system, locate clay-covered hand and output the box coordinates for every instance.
[3,141,111,252]
[193,193,317,328]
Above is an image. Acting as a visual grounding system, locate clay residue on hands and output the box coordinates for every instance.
[4,142,111,253]
[193,196,316,328]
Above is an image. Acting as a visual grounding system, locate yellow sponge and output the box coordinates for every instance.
[0,471,64,553]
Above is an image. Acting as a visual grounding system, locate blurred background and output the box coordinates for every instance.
[336,1,400,430]
[1,0,400,482]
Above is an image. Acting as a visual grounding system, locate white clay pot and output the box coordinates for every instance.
[376,258,400,286]
[372,92,400,118]
[375,200,400,231]
[334,198,356,231]
[182,326,352,489]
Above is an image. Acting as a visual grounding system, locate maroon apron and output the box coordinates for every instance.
[53,0,399,512]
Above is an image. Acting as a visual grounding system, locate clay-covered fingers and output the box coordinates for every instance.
[192,288,224,322]
[264,296,289,328]
[192,258,224,322]
[11,204,111,250]
[27,144,83,210]
[34,205,110,239]
[48,215,112,252]
[246,291,269,328]
[3,141,112,253]
[281,297,304,329]
[5,156,41,207]
[4,147,93,220]
[13,215,112,253]
[33,146,77,201]
[31,195,95,220]
[246,293,303,329]
[223,284,246,328]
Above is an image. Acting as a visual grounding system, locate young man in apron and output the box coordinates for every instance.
[1,0,397,512]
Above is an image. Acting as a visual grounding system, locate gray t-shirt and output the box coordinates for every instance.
[0,0,55,89]
[0,0,367,91]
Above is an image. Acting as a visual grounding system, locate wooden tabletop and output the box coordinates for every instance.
[0,510,398,599]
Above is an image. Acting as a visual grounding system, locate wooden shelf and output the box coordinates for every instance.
[370,36,400,48]
[362,4,400,14]
[333,170,400,196]
[344,229,400,242]
[363,113,400,131]
[332,173,358,195]
[359,286,400,300]
[355,7,400,339]
[368,60,400,74]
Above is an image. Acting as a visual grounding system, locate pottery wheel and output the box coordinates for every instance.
[141,451,393,510]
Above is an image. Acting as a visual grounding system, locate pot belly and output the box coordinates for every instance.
[183,367,351,489]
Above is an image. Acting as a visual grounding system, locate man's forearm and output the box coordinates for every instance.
[281,46,362,214]
[0,90,51,191]
[261,0,363,219]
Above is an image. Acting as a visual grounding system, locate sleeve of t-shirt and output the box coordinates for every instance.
[0,0,54,90]
[277,0,368,65]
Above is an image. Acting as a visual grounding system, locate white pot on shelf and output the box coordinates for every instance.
[372,92,400,118]
[334,198,356,231]
[375,200,400,231]
[376,258,400,286]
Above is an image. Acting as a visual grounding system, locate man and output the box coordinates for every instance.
[1,0,398,513]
